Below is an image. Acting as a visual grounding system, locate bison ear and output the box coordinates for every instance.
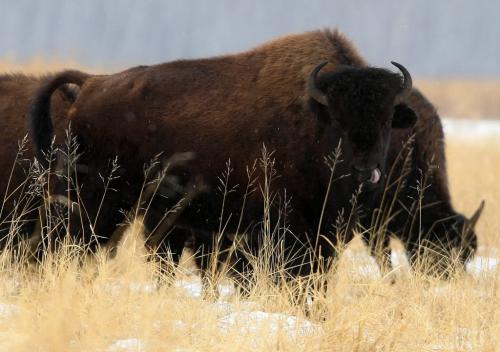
[392,103,418,129]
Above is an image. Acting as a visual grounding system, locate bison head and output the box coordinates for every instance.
[308,61,417,190]
[407,201,484,277]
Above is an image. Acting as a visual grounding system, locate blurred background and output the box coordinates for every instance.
[0,0,499,117]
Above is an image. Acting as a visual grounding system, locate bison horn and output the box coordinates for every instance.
[391,61,413,104]
[469,200,485,229]
[307,61,329,106]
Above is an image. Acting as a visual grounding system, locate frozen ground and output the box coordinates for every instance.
[2,248,492,351]
[108,248,498,350]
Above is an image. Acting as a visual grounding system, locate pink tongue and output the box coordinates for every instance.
[370,168,381,184]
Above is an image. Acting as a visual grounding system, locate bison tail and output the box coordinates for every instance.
[29,70,89,167]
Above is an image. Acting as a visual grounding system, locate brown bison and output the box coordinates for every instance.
[29,29,482,279]
[0,73,82,247]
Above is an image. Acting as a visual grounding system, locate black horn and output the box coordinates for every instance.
[307,61,329,106]
[469,200,485,229]
[391,61,412,104]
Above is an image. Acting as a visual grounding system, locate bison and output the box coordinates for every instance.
[364,89,484,276]
[29,29,482,281]
[0,73,83,249]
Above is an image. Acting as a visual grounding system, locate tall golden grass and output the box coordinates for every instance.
[0,139,496,351]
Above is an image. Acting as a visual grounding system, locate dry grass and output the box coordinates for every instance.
[0,139,497,351]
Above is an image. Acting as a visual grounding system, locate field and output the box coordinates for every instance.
[0,60,498,351]
[417,80,500,119]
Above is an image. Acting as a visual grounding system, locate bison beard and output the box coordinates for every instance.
[28,29,482,287]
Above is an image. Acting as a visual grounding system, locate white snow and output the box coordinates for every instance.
[345,250,409,277]
[466,255,499,276]
[174,278,235,298]
[0,303,19,318]
[210,301,261,316]
[347,249,497,278]
[107,338,146,352]
[128,282,157,293]
[174,279,202,298]
[218,310,321,338]
[442,117,500,140]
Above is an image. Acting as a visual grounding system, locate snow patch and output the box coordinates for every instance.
[218,311,321,339]
[174,279,203,298]
[128,281,157,293]
[345,250,409,277]
[174,278,235,298]
[107,338,146,352]
[0,303,19,318]
[210,301,262,317]
[442,118,500,140]
[345,249,497,278]
[466,256,499,276]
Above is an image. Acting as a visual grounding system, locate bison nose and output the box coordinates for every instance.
[352,165,382,184]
